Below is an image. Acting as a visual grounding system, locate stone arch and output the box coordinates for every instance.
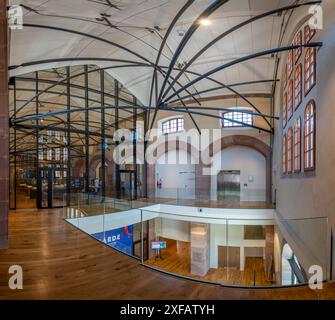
[204,135,272,202]
[147,135,272,202]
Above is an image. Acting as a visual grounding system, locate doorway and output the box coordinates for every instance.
[37,167,67,209]
[120,170,137,200]
[217,170,241,201]
[218,246,240,269]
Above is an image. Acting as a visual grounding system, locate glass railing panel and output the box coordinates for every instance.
[63,193,134,217]
[226,218,276,287]
[63,193,328,288]
[141,207,225,285]
[65,200,142,259]
[276,216,328,285]
[150,188,271,208]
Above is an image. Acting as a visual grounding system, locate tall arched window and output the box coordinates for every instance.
[304,48,316,95]
[287,80,293,120]
[282,93,287,128]
[293,31,302,63]
[282,134,287,175]
[294,117,301,173]
[294,64,302,109]
[304,25,316,43]
[162,117,184,134]
[304,101,316,171]
[287,128,293,173]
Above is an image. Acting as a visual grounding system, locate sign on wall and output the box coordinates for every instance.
[92,226,133,255]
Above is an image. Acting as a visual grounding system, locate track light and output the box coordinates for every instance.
[199,19,211,26]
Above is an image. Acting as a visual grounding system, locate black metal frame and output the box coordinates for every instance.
[9,1,324,209]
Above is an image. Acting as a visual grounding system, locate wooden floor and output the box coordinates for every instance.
[1,208,335,300]
[145,238,273,287]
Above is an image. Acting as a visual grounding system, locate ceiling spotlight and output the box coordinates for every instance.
[200,19,211,26]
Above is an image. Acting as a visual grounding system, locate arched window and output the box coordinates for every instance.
[282,93,287,128]
[304,48,316,95]
[282,134,287,175]
[294,117,301,173]
[221,110,253,128]
[287,50,293,78]
[304,25,316,43]
[294,64,302,109]
[287,80,293,120]
[162,117,184,134]
[293,31,302,63]
[287,128,293,174]
[304,101,316,171]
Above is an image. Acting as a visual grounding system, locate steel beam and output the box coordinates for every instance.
[163,43,323,103]
[161,1,322,100]
[101,69,106,198]
[115,80,121,198]
[157,0,230,104]
[66,66,71,199]
[168,79,279,105]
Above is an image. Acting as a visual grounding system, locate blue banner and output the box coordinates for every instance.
[92,225,133,255]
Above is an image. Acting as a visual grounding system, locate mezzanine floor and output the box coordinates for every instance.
[0,208,335,300]
[145,238,273,287]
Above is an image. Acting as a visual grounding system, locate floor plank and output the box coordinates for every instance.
[0,208,334,300]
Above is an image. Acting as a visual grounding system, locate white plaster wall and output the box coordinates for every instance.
[272,0,335,279]
[210,146,266,201]
[210,224,265,270]
[155,217,190,242]
[155,149,196,199]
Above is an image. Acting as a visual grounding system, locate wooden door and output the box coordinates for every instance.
[218,246,240,269]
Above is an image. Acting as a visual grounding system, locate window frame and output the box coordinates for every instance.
[293,30,302,64]
[287,50,294,79]
[294,64,302,110]
[287,127,293,174]
[304,25,316,43]
[294,117,302,173]
[282,93,287,128]
[304,100,316,172]
[287,80,293,121]
[304,47,316,96]
[161,117,185,135]
[221,109,254,128]
[282,134,287,175]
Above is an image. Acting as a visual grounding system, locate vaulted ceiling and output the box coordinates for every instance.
[9,0,310,105]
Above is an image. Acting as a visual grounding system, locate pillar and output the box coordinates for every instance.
[190,222,210,276]
[0,1,9,249]
[264,225,275,281]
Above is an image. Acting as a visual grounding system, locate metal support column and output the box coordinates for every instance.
[35,71,41,208]
[13,78,17,210]
[114,80,121,198]
[133,97,138,200]
[84,65,90,194]
[66,66,71,204]
[101,69,106,198]
[143,109,148,198]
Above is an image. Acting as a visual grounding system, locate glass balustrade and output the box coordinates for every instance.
[63,193,328,288]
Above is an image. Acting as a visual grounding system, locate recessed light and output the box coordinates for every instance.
[200,19,211,26]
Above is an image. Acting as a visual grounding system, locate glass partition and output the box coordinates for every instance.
[63,193,329,288]
[151,188,270,209]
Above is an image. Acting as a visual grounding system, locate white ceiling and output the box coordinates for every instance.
[9,0,296,105]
